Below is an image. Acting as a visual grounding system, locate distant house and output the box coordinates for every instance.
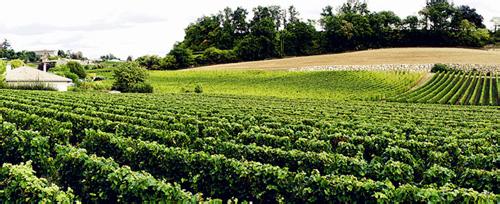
[33,50,57,58]
[5,65,73,91]
[492,17,500,32]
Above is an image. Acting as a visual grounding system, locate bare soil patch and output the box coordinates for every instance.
[191,48,500,71]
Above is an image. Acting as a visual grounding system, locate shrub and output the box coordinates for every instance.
[193,54,207,66]
[160,55,177,70]
[194,84,203,93]
[66,61,86,78]
[202,47,237,65]
[112,62,153,93]
[136,55,162,70]
[63,71,79,84]
[75,82,111,92]
[8,59,24,68]
[169,44,194,69]
[431,64,453,73]
[128,82,154,93]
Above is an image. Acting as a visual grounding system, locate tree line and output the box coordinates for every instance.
[136,0,496,70]
[0,40,39,63]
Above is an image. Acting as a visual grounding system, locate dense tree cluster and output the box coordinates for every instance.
[0,39,39,63]
[137,1,494,70]
[100,53,120,61]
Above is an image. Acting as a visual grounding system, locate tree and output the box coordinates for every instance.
[320,6,334,18]
[283,21,316,56]
[57,50,67,58]
[160,55,177,69]
[321,15,354,52]
[234,35,262,61]
[112,62,153,93]
[183,15,222,51]
[126,56,133,62]
[136,55,162,70]
[236,17,278,60]
[169,44,194,69]
[215,7,237,50]
[0,39,11,50]
[66,61,86,79]
[69,51,84,60]
[231,7,249,36]
[340,2,370,15]
[403,16,420,30]
[288,6,300,24]
[452,5,485,29]
[16,51,39,63]
[456,20,490,47]
[369,11,401,47]
[100,53,119,61]
[252,6,284,31]
[420,1,456,31]
[202,47,236,64]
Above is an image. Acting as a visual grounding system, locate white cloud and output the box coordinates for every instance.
[0,0,498,59]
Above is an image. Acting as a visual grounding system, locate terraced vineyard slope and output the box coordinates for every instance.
[392,72,500,106]
[0,90,499,202]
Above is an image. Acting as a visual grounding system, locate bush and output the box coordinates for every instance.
[202,47,237,65]
[160,55,177,70]
[74,82,111,92]
[112,62,153,93]
[66,61,86,79]
[136,55,162,70]
[128,82,154,93]
[431,64,453,73]
[194,84,203,93]
[8,59,25,68]
[63,71,79,84]
[169,44,194,69]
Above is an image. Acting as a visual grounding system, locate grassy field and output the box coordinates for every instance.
[193,48,500,70]
[149,70,423,100]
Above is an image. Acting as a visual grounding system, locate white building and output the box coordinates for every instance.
[5,65,73,91]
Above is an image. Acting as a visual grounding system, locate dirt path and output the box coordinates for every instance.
[410,73,435,91]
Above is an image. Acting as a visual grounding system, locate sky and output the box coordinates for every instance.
[0,0,498,59]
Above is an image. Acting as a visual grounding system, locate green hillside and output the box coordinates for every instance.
[149,70,423,100]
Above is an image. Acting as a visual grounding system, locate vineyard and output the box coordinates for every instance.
[149,70,423,100]
[0,89,499,203]
[392,71,500,106]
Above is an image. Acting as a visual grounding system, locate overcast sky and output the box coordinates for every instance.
[0,0,498,59]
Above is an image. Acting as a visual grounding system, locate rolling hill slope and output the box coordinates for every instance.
[192,48,500,70]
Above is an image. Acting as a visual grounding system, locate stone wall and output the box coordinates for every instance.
[290,63,500,74]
